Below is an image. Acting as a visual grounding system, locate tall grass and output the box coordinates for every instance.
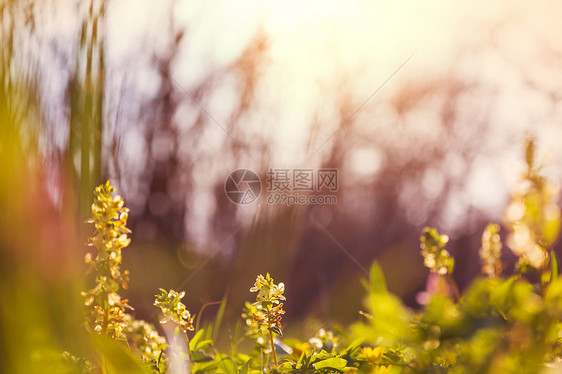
[0,1,108,372]
[69,0,105,220]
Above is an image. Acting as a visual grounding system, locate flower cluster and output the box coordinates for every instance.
[154,288,194,332]
[504,139,561,271]
[420,227,454,275]
[61,351,95,373]
[250,273,286,335]
[241,301,262,339]
[66,165,562,373]
[125,315,168,365]
[308,328,338,353]
[479,223,503,277]
[82,181,132,340]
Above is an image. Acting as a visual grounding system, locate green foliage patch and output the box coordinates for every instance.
[66,140,562,373]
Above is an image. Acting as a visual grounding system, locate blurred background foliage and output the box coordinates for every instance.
[1,0,562,371]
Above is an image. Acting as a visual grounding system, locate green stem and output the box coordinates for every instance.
[540,252,551,294]
[446,274,461,302]
[269,329,278,368]
[183,330,193,374]
[195,300,222,331]
[102,303,109,336]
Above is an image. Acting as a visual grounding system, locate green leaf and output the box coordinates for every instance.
[551,251,559,281]
[196,339,214,351]
[240,358,252,374]
[298,350,310,366]
[363,261,387,294]
[508,280,542,322]
[314,357,348,371]
[91,334,150,374]
[216,354,237,374]
[193,360,219,373]
[278,362,294,373]
[210,296,228,341]
[342,337,365,355]
[189,329,205,352]
[543,214,561,246]
[191,349,214,362]
[423,294,465,334]
[545,278,562,318]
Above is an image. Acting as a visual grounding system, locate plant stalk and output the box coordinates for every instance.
[183,330,193,374]
[269,329,278,368]
[447,274,461,302]
[103,303,109,335]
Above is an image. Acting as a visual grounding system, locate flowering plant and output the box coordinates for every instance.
[250,273,286,367]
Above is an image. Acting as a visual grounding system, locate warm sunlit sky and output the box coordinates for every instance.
[39,0,562,242]
[104,0,562,150]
